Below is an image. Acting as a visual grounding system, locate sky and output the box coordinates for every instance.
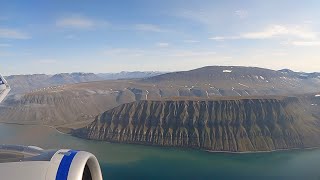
[0,0,320,75]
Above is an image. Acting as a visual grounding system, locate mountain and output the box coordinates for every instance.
[5,73,102,94]
[278,69,320,79]
[5,74,50,94]
[0,81,126,126]
[73,96,320,152]
[49,72,101,84]
[5,71,165,94]
[97,71,165,80]
[144,66,284,82]
[1,66,320,127]
[141,66,320,96]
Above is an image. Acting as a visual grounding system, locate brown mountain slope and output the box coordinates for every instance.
[0,81,131,125]
[73,97,320,152]
[142,66,320,94]
[1,66,320,126]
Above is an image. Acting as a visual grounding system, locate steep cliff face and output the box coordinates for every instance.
[74,98,320,152]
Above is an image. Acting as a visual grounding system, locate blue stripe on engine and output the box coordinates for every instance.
[56,150,78,180]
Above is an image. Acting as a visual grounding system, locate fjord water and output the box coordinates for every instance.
[1,124,320,180]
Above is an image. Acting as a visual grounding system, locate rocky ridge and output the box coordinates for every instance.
[74,97,320,152]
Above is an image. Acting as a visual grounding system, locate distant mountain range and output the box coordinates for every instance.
[144,66,320,83]
[5,67,320,95]
[97,71,165,80]
[141,66,320,97]
[5,71,166,94]
[278,69,320,79]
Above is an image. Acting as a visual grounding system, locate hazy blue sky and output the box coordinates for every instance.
[1,0,320,75]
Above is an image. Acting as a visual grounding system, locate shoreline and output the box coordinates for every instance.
[1,122,320,154]
[204,146,320,154]
[72,135,320,155]
[0,122,70,135]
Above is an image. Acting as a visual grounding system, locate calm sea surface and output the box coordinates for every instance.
[1,124,320,180]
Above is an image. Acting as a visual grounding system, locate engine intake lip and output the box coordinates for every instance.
[67,151,103,180]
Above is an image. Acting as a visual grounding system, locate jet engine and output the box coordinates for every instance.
[0,145,103,180]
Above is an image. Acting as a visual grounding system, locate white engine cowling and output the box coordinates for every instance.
[0,74,10,103]
[0,145,103,180]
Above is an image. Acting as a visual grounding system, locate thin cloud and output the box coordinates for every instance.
[210,25,317,40]
[242,25,316,39]
[171,50,216,57]
[271,51,288,56]
[303,20,314,25]
[176,9,215,26]
[177,9,247,26]
[65,34,77,39]
[0,28,30,39]
[291,41,320,46]
[0,43,12,47]
[0,51,13,57]
[37,59,58,64]
[102,48,145,57]
[156,42,169,47]
[235,10,248,19]
[56,16,96,29]
[209,36,238,41]
[183,40,200,43]
[135,24,168,32]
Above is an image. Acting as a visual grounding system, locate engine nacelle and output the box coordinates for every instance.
[0,145,103,180]
[0,74,10,103]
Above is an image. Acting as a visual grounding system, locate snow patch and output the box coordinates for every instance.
[223,70,232,73]
[86,90,96,94]
[238,83,249,88]
[96,90,112,95]
[260,76,265,80]
[232,87,241,96]
[315,94,320,97]
[145,90,149,100]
